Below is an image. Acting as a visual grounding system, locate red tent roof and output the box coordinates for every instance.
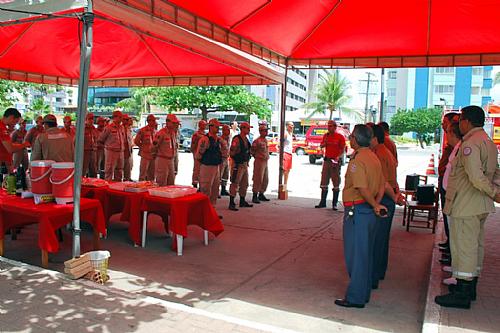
[0,1,283,86]
[122,0,500,68]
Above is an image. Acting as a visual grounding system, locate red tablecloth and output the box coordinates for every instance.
[141,192,224,238]
[0,190,106,253]
[81,186,168,245]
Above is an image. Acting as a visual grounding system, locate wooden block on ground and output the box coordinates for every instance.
[64,254,90,269]
[64,261,93,279]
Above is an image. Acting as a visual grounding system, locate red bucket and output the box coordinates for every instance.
[30,160,55,195]
[50,162,75,204]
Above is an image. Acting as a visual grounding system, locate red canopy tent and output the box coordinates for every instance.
[118,0,500,68]
[0,0,283,86]
[0,0,283,258]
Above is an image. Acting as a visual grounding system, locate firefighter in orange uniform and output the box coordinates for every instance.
[191,120,207,188]
[228,122,253,211]
[219,124,231,196]
[24,115,44,148]
[315,120,346,210]
[95,116,106,178]
[251,124,270,203]
[335,124,386,309]
[31,114,74,162]
[122,114,134,181]
[63,115,76,139]
[83,113,100,177]
[153,114,178,186]
[134,114,157,181]
[369,124,401,289]
[98,110,125,181]
[197,118,228,207]
[11,119,29,169]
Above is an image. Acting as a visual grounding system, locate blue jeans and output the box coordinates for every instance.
[343,203,377,304]
[372,195,396,283]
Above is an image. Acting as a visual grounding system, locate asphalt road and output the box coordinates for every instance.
[129,146,439,200]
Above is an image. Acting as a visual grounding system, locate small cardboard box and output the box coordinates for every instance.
[278,184,288,200]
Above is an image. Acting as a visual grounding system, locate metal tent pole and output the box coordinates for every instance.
[72,0,94,258]
[278,63,288,198]
[379,68,385,122]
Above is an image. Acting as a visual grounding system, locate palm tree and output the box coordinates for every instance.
[303,70,355,121]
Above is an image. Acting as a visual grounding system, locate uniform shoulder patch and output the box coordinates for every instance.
[350,163,357,173]
[463,146,472,156]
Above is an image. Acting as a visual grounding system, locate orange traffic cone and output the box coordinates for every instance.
[426,154,436,175]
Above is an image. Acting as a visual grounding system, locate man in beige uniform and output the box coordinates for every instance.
[98,110,125,182]
[95,116,106,178]
[134,114,157,181]
[24,115,44,147]
[197,118,228,208]
[219,124,231,196]
[31,114,74,162]
[153,114,178,186]
[191,120,207,188]
[122,114,134,181]
[229,122,253,211]
[62,115,76,139]
[251,124,270,204]
[435,106,500,309]
[83,113,99,177]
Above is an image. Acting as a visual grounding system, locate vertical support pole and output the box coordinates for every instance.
[380,68,385,122]
[364,72,372,123]
[72,1,94,259]
[278,62,288,198]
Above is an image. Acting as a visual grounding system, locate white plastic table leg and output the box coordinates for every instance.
[204,230,209,246]
[176,234,183,256]
[142,211,148,248]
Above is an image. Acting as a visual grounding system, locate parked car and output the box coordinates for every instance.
[267,134,307,156]
[179,127,195,146]
[304,125,352,164]
[182,138,192,152]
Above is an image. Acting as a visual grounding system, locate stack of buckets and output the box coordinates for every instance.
[31,160,75,204]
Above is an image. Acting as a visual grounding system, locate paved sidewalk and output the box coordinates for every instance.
[0,258,292,333]
[0,196,435,333]
[423,210,500,333]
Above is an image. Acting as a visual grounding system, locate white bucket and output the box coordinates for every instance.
[50,162,75,204]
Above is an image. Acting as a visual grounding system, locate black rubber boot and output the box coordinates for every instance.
[228,196,239,211]
[221,185,230,196]
[252,193,261,204]
[315,190,328,208]
[240,196,253,208]
[332,189,340,211]
[449,277,478,301]
[435,279,472,309]
[258,192,270,201]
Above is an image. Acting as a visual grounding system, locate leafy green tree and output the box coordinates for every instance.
[30,97,51,115]
[116,88,154,116]
[145,86,272,120]
[390,107,442,148]
[303,71,359,121]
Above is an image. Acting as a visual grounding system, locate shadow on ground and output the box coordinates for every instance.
[1,196,435,332]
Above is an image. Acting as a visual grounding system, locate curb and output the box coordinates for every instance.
[0,256,299,333]
[421,220,444,333]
